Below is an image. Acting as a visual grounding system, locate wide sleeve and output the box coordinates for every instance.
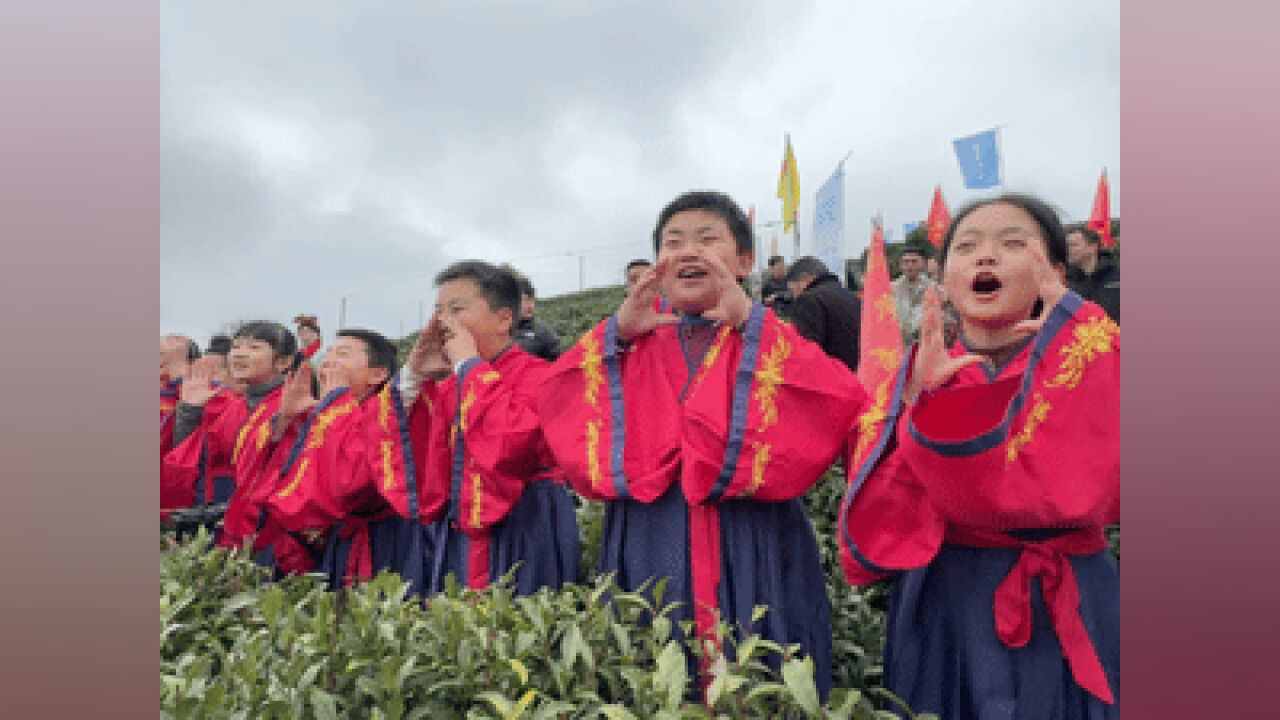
[900,294,1120,529]
[160,391,243,511]
[681,304,867,504]
[448,355,549,534]
[836,351,945,585]
[536,317,682,504]
[267,389,371,533]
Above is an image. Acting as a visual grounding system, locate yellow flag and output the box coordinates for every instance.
[776,134,800,232]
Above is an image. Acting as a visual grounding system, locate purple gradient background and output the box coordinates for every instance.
[1,0,1278,716]
[1122,1,1280,717]
[0,2,158,716]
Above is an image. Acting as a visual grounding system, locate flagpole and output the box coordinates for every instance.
[994,123,1008,191]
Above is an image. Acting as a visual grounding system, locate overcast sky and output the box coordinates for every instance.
[161,0,1119,344]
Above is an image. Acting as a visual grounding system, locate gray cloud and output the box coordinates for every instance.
[162,0,1117,343]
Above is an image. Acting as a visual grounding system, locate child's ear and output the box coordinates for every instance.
[736,250,755,278]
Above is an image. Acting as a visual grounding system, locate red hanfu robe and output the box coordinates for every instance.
[163,385,315,574]
[160,387,238,513]
[267,383,412,586]
[377,346,573,592]
[538,304,866,693]
[839,292,1120,716]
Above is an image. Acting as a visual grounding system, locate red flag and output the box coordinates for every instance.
[852,216,904,468]
[858,217,903,389]
[1087,169,1114,249]
[925,186,951,248]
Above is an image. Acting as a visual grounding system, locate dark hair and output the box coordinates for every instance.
[768,255,785,267]
[336,328,397,375]
[186,339,202,361]
[500,264,536,298]
[233,321,297,359]
[786,255,829,282]
[206,334,232,356]
[1064,223,1102,247]
[435,260,522,322]
[940,193,1068,269]
[651,190,754,256]
[625,258,652,273]
[900,245,929,260]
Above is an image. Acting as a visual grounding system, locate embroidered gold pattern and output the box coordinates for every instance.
[753,332,792,430]
[381,440,396,491]
[469,471,483,529]
[276,457,311,498]
[378,387,391,430]
[232,403,271,465]
[743,441,771,497]
[579,331,604,408]
[1007,393,1052,462]
[851,378,891,467]
[1045,316,1119,390]
[307,399,356,449]
[256,421,271,451]
[585,419,603,492]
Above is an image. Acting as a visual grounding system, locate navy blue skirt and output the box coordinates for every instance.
[600,483,833,699]
[318,516,422,592]
[882,544,1120,720]
[429,480,581,596]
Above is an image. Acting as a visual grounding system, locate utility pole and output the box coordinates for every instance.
[339,296,350,329]
[578,254,586,292]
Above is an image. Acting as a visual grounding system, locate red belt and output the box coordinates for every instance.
[337,509,397,586]
[946,525,1115,705]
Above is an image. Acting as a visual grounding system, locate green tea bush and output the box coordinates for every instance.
[161,531,934,719]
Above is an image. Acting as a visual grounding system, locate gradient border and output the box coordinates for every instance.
[3,1,1276,716]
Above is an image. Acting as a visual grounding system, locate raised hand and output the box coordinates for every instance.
[279,362,317,420]
[407,318,451,380]
[317,362,352,399]
[905,286,988,403]
[616,256,679,341]
[178,357,220,407]
[160,336,192,382]
[439,314,479,367]
[698,248,753,330]
[1012,240,1069,337]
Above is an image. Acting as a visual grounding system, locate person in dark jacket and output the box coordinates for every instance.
[507,268,563,361]
[786,256,861,374]
[761,255,793,316]
[1065,224,1120,322]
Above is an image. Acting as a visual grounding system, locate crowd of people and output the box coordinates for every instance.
[161,189,1119,719]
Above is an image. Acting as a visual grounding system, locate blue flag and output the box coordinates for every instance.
[952,128,1002,189]
[812,165,845,275]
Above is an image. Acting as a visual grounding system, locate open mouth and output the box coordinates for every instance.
[971,272,1002,296]
[676,266,708,280]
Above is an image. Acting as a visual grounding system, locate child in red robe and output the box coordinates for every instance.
[538,191,867,697]
[265,328,413,590]
[377,261,580,597]
[839,194,1120,719]
[163,321,314,574]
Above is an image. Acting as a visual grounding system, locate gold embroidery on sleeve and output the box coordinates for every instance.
[276,458,311,498]
[469,471,483,529]
[585,419,603,492]
[579,332,604,408]
[1045,316,1119,390]
[753,332,792,431]
[1007,393,1052,462]
[743,441,772,497]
